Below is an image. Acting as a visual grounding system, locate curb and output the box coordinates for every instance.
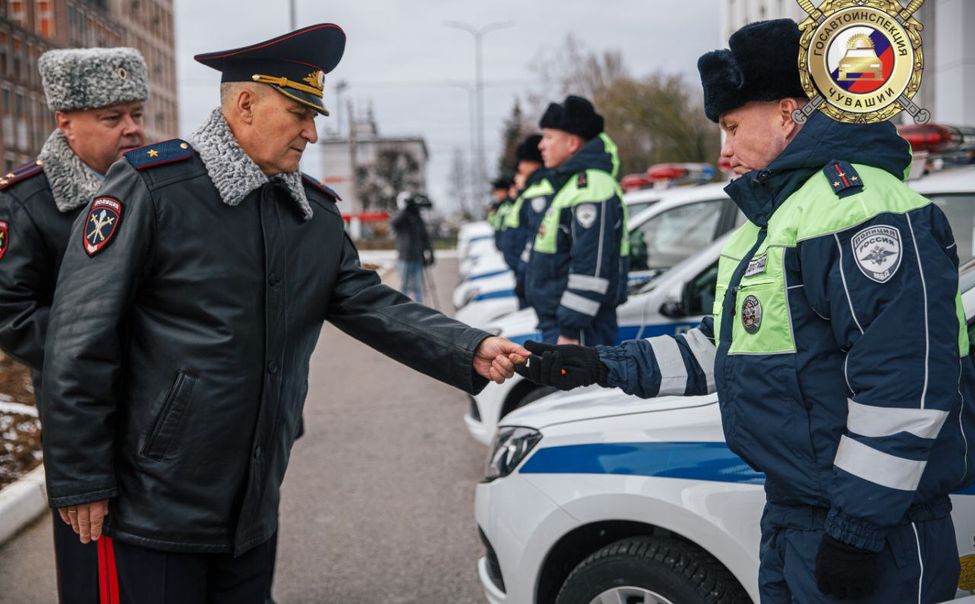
[0,464,47,546]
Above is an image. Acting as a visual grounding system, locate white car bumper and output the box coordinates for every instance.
[475,474,578,603]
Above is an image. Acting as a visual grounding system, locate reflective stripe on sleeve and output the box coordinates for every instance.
[560,291,600,316]
[847,400,948,440]
[648,336,688,396]
[567,274,610,294]
[833,435,926,491]
[682,329,716,393]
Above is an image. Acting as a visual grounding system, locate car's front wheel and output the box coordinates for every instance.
[555,537,750,604]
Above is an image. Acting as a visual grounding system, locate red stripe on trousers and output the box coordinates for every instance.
[97,536,120,604]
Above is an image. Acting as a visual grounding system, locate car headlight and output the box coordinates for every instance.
[484,426,542,482]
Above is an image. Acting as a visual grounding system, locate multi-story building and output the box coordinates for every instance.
[0,0,177,171]
[720,0,972,126]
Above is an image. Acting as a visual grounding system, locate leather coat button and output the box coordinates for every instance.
[267,361,279,374]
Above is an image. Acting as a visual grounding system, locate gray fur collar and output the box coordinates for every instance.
[189,108,312,220]
[38,130,104,213]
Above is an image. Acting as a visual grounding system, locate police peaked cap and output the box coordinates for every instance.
[195,23,346,116]
[516,134,543,164]
[538,95,604,140]
[697,19,806,123]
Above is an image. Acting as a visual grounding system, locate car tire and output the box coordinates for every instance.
[555,536,750,604]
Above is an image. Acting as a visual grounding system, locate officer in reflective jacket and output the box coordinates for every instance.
[0,47,148,604]
[517,20,975,603]
[525,95,628,345]
[499,134,549,308]
[39,24,528,602]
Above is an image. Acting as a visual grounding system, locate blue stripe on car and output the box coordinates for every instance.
[465,269,510,282]
[473,289,516,302]
[507,322,699,346]
[518,441,975,495]
[519,442,766,484]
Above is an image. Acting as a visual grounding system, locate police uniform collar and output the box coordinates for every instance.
[194,24,345,116]
[189,108,313,220]
[37,129,104,213]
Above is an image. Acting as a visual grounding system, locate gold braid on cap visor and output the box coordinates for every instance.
[251,74,324,98]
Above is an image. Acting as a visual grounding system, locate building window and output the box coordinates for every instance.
[9,0,24,26]
[35,0,53,37]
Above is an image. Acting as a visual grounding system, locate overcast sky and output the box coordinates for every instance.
[173,0,722,212]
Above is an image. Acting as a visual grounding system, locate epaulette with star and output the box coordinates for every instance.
[823,160,863,199]
[577,171,588,189]
[302,174,341,202]
[0,159,45,191]
[124,139,194,171]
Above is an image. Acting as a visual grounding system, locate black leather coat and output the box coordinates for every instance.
[41,145,489,555]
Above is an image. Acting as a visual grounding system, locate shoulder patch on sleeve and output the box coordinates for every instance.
[302,173,341,202]
[82,196,124,256]
[0,220,8,260]
[576,171,588,189]
[0,160,44,191]
[851,224,901,283]
[823,160,864,199]
[124,139,194,171]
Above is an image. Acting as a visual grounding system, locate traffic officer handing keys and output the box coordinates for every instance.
[0,47,148,603]
[517,19,975,603]
[39,24,528,602]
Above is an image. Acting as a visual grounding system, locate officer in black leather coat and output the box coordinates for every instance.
[39,24,527,602]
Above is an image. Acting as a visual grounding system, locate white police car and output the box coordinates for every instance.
[474,260,975,603]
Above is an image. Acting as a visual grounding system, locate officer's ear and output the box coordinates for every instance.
[55,111,74,141]
[777,97,806,139]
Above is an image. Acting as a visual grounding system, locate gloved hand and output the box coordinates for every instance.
[814,534,879,600]
[514,340,608,390]
[423,249,435,267]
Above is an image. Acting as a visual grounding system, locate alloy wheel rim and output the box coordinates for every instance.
[586,586,676,604]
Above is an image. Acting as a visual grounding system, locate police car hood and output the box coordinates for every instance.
[500,385,717,431]
[725,110,913,227]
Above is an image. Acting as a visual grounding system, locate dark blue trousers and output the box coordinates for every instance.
[759,503,960,604]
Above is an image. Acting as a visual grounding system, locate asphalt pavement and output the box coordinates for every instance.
[0,256,489,603]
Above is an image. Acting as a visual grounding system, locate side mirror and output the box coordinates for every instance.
[659,299,685,318]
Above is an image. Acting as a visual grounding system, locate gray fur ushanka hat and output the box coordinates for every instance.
[38,47,149,112]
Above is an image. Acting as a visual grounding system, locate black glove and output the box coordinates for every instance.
[514,340,608,391]
[423,250,435,267]
[814,534,879,600]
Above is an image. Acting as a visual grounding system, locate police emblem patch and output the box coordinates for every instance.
[741,294,762,334]
[531,196,547,213]
[83,197,124,257]
[852,224,901,283]
[0,220,8,261]
[576,204,598,229]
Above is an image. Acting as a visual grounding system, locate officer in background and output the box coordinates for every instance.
[515,20,975,603]
[39,24,528,602]
[488,175,513,250]
[0,47,148,604]
[499,134,548,309]
[391,190,435,303]
[525,95,628,345]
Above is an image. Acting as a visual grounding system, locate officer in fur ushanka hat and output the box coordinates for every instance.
[518,18,974,604]
[0,46,148,604]
[523,94,628,347]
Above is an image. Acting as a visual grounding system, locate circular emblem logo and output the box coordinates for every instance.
[531,196,547,213]
[852,224,902,283]
[796,0,927,124]
[741,295,762,334]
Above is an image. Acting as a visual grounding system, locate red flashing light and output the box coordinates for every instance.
[897,124,975,154]
[621,173,653,192]
[647,164,690,181]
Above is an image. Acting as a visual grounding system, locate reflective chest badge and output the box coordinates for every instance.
[531,196,547,213]
[745,254,767,277]
[83,197,124,257]
[0,220,7,261]
[741,294,762,334]
[576,204,598,229]
[852,224,901,283]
